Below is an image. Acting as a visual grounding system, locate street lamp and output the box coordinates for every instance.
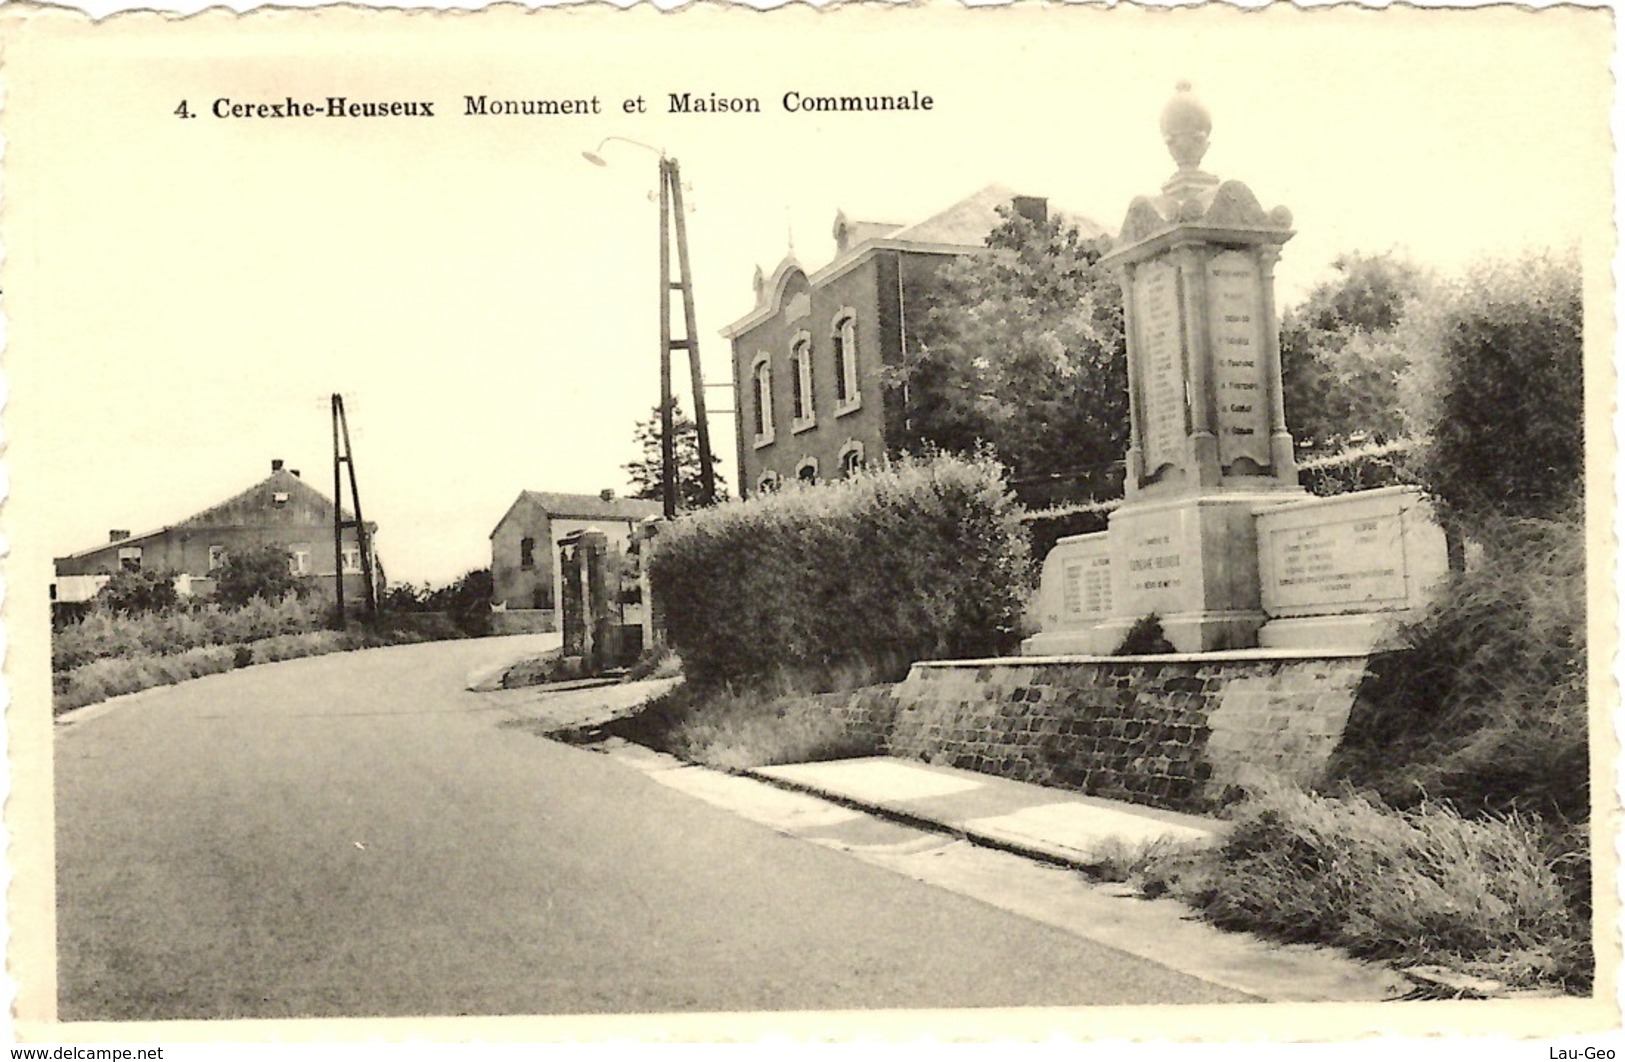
[584,137,717,519]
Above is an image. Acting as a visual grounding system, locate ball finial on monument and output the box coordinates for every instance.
[1160,80,1212,172]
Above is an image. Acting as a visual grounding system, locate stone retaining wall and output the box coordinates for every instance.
[834,652,1371,814]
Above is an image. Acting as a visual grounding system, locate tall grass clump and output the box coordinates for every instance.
[1169,787,1588,990]
[1331,514,1586,822]
[650,451,1030,691]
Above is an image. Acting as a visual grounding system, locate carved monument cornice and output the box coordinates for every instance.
[1104,82,1294,269]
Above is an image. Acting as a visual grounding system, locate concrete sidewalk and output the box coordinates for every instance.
[753,756,1219,871]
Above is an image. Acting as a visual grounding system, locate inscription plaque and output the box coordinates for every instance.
[1062,553,1113,618]
[1133,259,1185,476]
[1205,250,1271,469]
[1125,530,1185,597]
[1266,515,1407,611]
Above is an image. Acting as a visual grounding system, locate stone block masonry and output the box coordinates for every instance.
[834,652,1372,814]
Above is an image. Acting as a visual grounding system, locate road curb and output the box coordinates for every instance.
[737,764,1125,874]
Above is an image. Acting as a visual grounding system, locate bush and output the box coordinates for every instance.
[1399,249,1582,534]
[213,544,304,608]
[1168,787,1588,991]
[95,567,181,615]
[1114,614,1175,655]
[650,452,1030,691]
[1329,513,1586,822]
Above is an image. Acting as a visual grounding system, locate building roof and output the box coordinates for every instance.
[723,185,1109,338]
[491,491,663,537]
[54,466,367,563]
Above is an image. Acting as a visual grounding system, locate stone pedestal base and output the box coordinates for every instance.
[1021,627,1120,656]
[1104,489,1303,653]
[1257,612,1408,653]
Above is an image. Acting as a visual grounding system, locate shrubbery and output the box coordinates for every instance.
[1399,249,1583,534]
[52,595,328,672]
[96,567,182,615]
[650,452,1030,690]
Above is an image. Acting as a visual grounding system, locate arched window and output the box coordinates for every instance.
[838,440,866,478]
[756,470,783,495]
[751,352,775,446]
[796,457,819,484]
[791,332,816,432]
[832,310,861,414]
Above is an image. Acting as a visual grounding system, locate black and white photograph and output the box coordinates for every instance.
[3,1,1618,1048]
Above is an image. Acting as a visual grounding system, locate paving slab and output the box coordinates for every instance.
[754,756,1219,867]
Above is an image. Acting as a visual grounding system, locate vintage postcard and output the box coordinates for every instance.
[2,1,1618,1049]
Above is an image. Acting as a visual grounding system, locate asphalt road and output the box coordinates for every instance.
[55,636,1250,1021]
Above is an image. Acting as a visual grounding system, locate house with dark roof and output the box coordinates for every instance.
[52,459,380,607]
[488,490,662,626]
[720,185,1107,495]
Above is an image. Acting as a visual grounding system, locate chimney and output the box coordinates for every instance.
[599,488,616,502]
[1012,195,1048,225]
[271,459,285,473]
[290,469,301,478]
[109,530,130,542]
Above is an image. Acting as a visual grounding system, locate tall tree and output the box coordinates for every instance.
[1279,251,1428,453]
[893,208,1128,494]
[624,399,729,511]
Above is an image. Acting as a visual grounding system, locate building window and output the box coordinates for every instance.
[208,545,227,572]
[342,547,362,574]
[832,310,861,414]
[752,352,775,448]
[791,332,816,433]
[272,491,290,508]
[118,546,142,572]
[756,470,783,495]
[520,536,535,570]
[796,457,819,484]
[291,545,312,575]
[838,440,866,478]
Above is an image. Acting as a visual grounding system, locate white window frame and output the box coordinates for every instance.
[838,439,866,478]
[118,546,143,572]
[272,491,290,507]
[790,331,816,434]
[795,456,819,485]
[755,469,783,495]
[208,544,227,572]
[291,545,312,575]
[832,309,862,416]
[751,352,775,448]
[342,546,362,574]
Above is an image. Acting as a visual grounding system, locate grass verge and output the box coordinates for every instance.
[600,680,888,772]
[1088,786,1590,994]
[53,624,463,715]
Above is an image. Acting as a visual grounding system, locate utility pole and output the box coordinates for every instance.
[331,393,378,623]
[663,157,716,514]
[586,139,717,518]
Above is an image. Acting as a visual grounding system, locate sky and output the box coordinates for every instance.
[5,3,1613,587]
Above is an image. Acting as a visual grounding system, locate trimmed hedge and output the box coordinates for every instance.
[650,453,1030,690]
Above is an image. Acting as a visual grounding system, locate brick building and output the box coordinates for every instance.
[721,185,1105,495]
[489,490,661,623]
[52,460,379,605]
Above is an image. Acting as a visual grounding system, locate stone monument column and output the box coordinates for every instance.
[1093,82,1305,652]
